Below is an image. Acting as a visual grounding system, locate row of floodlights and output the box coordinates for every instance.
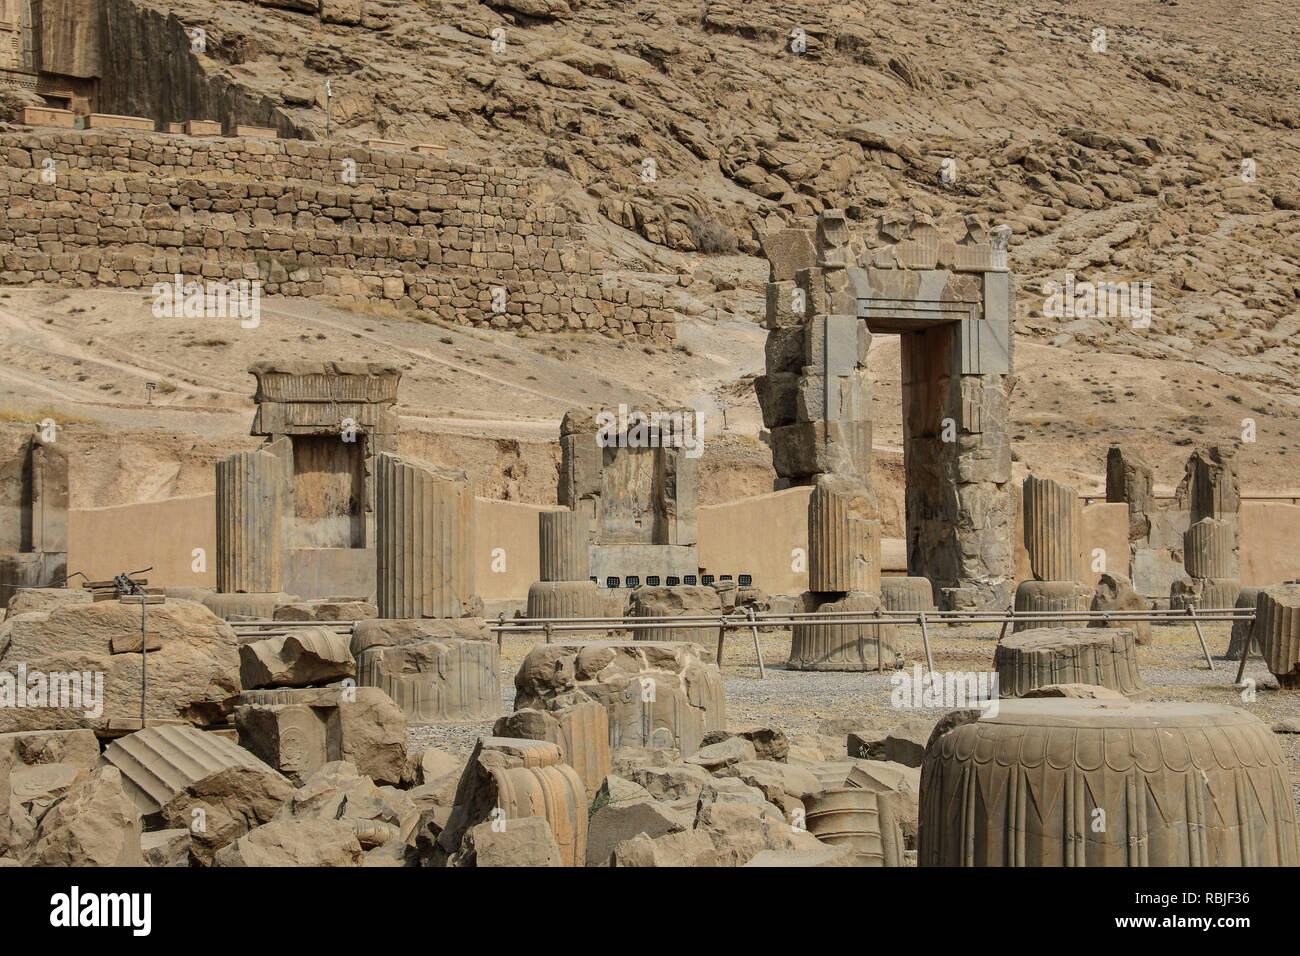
[594,573,753,589]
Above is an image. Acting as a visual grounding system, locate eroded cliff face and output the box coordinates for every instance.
[34,0,103,78]
[98,0,305,134]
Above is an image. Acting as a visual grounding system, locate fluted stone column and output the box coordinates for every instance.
[1012,579,1092,632]
[1022,475,1080,582]
[808,475,881,593]
[1184,517,1236,579]
[994,626,1146,698]
[216,447,290,593]
[375,452,476,619]
[539,509,589,582]
[1256,585,1300,690]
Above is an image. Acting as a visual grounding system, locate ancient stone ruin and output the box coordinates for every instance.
[2,0,1300,889]
[756,209,1014,611]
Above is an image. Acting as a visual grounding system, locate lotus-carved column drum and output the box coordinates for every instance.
[919,700,1300,866]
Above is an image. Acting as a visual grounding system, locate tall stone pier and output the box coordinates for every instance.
[756,209,1015,610]
[215,443,291,594]
[374,452,479,619]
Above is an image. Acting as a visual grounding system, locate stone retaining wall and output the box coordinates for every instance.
[0,128,674,340]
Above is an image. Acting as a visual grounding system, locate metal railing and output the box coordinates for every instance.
[489,605,1253,678]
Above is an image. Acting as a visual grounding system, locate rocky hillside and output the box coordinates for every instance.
[118,0,1300,383]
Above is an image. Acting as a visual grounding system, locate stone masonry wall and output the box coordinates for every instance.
[0,128,675,340]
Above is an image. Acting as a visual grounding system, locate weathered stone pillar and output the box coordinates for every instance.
[374,452,477,619]
[788,592,899,671]
[1176,445,1239,524]
[1256,585,1300,689]
[1183,517,1236,579]
[539,509,589,582]
[1022,475,1081,582]
[1106,444,1154,547]
[216,447,290,593]
[808,476,881,593]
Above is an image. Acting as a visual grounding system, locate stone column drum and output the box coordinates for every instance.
[788,592,900,671]
[1183,517,1236,579]
[1022,475,1080,582]
[919,700,1300,866]
[1255,585,1300,689]
[994,626,1146,698]
[807,477,882,594]
[216,447,289,593]
[375,453,476,619]
[539,509,590,582]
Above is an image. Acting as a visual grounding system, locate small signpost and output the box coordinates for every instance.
[145,382,156,404]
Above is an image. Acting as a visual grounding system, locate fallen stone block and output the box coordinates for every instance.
[701,726,789,762]
[5,588,89,619]
[233,693,338,784]
[627,762,712,803]
[514,641,725,756]
[100,724,293,864]
[587,792,691,866]
[438,736,588,867]
[142,828,191,867]
[610,828,719,867]
[236,686,407,785]
[273,601,376,622]
[611,746,681,775]
[718,760,820,817]
[695,785,828,866]
[350,616,491,655]
[460,816,564,867]
[357,636,498,723]
[493,701,610,797]
[212,817,364,866]
[239,626,356,689]
[201,591,299,620]
[0,600,241,732]
[628,585,721,644]
[19,766,143,866]
[275,761,418,864]
[685,736,756,772]
[0,728,99,770]
[882,719,935,768]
